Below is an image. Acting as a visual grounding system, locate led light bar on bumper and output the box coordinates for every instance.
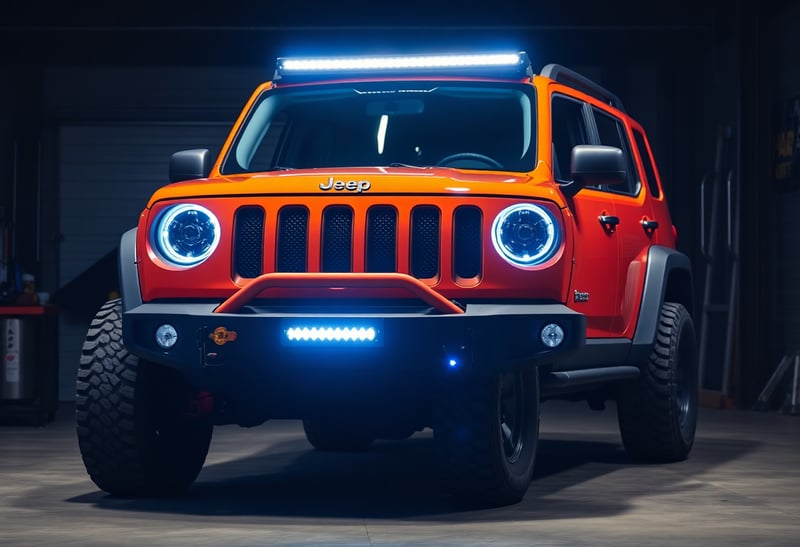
[273,52,533,81]
[152,203,221,268]
[282,322,382,346]
[491,203,561,268]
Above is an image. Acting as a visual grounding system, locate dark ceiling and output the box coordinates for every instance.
[0,1,749,67]
[1,1,722,28]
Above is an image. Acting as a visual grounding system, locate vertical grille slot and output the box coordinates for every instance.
[277,206,309,272]
[366,206,397,272]
[453,206,482,280]
[410,205,440,279]
[321,206,353,272]
[233,207,265,278]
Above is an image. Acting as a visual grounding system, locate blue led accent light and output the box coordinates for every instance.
[285,326,378,343]
[448,358,459,368]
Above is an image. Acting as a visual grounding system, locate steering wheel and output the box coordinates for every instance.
[435,152,504,169]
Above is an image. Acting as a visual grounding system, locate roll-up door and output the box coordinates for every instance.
[57,124,230,400]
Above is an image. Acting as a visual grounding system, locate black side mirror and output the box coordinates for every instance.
[169,149,212,183]
[561,145,626,197]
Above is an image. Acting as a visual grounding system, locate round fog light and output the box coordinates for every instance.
[155,324,178,349]
[540,323,564,348]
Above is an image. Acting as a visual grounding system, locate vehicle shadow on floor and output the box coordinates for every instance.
[64,433,759,521]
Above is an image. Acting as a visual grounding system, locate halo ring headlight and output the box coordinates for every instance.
[491,203,560,268]
[154,204,221,267]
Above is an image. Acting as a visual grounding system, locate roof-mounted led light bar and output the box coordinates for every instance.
[273,51,533,82]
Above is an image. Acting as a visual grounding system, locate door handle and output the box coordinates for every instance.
[598,215,619,228]
[641,219,659,231]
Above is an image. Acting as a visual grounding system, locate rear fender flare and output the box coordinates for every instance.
[628,245,693,364]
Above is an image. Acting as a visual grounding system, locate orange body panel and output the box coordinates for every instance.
[137,70,677,341]
[137,188,573,303]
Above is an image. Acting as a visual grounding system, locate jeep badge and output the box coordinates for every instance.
[319,177,371,192]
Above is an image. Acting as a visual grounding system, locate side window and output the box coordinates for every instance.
[551,95,590,183]
[632,128,661,198]
[593,108,639,195]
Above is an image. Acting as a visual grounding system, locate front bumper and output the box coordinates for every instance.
[125,300,583,372]
[123,273,584,412]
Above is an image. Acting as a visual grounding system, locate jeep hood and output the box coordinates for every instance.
[146,164,564,208]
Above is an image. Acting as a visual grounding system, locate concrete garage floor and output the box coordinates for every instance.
[1,400,799,546]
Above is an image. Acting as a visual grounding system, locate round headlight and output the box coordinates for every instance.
[491,203,560,267]
[154,204,220,267]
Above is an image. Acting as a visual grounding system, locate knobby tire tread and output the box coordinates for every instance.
[76,299,211,497]
[617,302,697,463]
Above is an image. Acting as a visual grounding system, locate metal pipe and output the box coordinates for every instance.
[699,174,708,260]
[792,354,799,410]
[11,140,18,264]
[36,139,41,265]
[726,169,733,257]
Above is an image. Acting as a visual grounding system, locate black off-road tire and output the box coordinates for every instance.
[433,368,539,507]
[75,299,213,497]
[302,419,374,452]
[617,302,698,462]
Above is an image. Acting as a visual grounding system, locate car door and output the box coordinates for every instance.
[591,106,657,337]
[551,94,620,338]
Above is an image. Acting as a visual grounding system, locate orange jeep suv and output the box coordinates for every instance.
[76,52,697,506]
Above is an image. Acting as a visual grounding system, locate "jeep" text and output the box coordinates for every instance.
[319,177,371,193]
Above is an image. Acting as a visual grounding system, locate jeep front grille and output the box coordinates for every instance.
[276,206,308,272]
[365,206,397,272]
[321,206,353,272]
[232,203,482,283]
[233,207,265,279]
[453,205,482,280]
[410,206,440,279]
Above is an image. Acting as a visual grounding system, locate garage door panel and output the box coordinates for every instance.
[58,123,229,400]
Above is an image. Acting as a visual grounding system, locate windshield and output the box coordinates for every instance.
[220,81,536,174]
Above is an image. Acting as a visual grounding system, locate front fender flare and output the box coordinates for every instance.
[118,227,143,312]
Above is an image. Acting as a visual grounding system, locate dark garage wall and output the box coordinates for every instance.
[43,66,265,121]
[0,67,13,287]
[42,65,266,400]
[775,4,800,359]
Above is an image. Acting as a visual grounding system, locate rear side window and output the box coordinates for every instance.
[551,96,590,183]
[593,108,639,195]
[632,128,661,198]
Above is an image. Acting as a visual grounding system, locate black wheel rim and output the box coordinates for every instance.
[499,371,526,463]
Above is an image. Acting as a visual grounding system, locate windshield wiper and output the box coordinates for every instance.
[266,166,294,171]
